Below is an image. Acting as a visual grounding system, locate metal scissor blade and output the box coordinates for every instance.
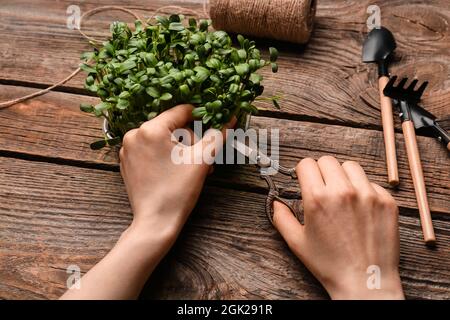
[231,139,272,168]
[231,139,254,160]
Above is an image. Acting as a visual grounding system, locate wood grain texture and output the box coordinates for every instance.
[0,0,449,301]
[0,0,448,129]
[0,85,448,215]
[0,157,449,300]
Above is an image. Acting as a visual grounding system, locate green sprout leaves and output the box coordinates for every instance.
[269,47,279,73]
[269,47,278,62]
[90,137,121,150]
[80,15,280,149]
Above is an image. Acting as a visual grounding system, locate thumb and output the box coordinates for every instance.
[273,200,305,255]
[201,116,237,149]
[195,117,237,167]
[156,104,194,131]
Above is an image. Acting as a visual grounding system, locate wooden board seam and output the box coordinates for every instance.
[0,81,440,138]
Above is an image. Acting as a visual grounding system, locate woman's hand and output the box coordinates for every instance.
[120,104,234,246]
[273,156,404,300]
[61,104,234,299]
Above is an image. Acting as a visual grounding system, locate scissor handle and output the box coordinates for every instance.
[270,161,298,179]
[261,173,301,225]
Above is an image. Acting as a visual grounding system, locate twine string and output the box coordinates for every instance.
[0,1,316,109]
[78,6,143,44]
[0,5,196,109]
[209,0,316,44]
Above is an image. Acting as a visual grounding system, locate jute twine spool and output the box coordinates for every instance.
[209,0,317,44]
[0,2,316,108]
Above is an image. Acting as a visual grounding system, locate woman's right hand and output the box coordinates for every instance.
[273,156,404,299]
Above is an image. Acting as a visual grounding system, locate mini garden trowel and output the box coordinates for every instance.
[363,26,399,186]
[383,76,436,245]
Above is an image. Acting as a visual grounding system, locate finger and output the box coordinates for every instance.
[179,127,198,146]
[296,158,325,202]
[199,129,223,165]
[273,201,305,254]
[119,147,125,163]
[122,128,138,147]
[119,151,127,180]
[156,104,194,132]
[371,182,393,199]
[189,125,202,143]
[317,156,351,188]
[222,116,238,142]
[342,161,374,192]
[119,158,125,175]
[195,116,237,165]
[371,183,398,212]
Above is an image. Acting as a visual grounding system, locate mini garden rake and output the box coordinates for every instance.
[383,76,436,245]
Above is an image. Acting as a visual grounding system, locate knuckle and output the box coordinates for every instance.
[139,121,154,134]
[383,196,398,213]
[308,188,325,208]
[307,198,322,211]
[337,185,357,201]
[310,187,324,200]
[360,190,377,204]
[140,122,166,140]
[122,130,137,147]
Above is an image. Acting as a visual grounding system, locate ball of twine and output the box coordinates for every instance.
[0,2,316,109]
[209,0,317,44]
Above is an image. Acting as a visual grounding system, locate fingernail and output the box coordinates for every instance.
[225,116,237,129]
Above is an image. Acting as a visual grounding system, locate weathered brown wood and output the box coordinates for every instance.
[0,84,448,214]
[0,0,449,128]
[0,0,449,301]
[0,156,448,300]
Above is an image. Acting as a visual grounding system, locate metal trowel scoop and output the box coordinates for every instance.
[363,27,396,75]
[363,27,399,186]
[409,105,450,151]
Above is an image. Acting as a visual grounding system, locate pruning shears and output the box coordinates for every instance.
[231,139,301,224]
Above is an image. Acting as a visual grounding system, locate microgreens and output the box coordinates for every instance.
[79,15,279,149]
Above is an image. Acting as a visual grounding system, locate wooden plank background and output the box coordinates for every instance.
[0,0,449,299]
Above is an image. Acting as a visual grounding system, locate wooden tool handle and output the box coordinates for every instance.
[402,121,436,245]
[447,142,450,151]
[378,76,399,186]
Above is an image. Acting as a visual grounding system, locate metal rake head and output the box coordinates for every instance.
[383,76,428,105]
